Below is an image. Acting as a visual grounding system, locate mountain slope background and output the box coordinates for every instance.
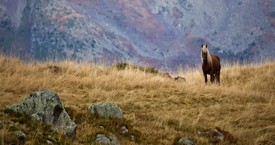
[0,0,275,68]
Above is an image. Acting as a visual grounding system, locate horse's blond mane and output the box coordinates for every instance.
[201,45,213,66]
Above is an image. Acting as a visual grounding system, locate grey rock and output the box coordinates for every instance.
[47,135,57,144]
[15,131,27,140]
[95,134,111,144]
[99,125,105,129]
[88,103,123,119]
[95,133,120,145]
[7,89,77,138]
[177,137,195,145]
[120,126,128,134]
[46,140,53,145]
[130,135,135,141]
[109,133,120,145]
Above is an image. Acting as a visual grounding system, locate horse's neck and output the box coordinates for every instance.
[206,54,213,67]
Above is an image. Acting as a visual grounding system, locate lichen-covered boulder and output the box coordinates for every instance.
[88,103,123,119]
[6,89,77,138]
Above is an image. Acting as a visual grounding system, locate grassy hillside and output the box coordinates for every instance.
[0,55,274,145]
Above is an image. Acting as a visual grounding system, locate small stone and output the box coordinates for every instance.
[47,140,53,144]
[109,133,120,145]
[95,133,120,145]
[177,137,194,145]
[131,135,135,141]
[95,134,111,144]
[99,125,105,129]
[47,135,57,143]
[15,131,27,140]
[120,126,128,134]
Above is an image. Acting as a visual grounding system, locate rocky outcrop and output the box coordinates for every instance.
[88,103,124,119]
[6,89,77,138]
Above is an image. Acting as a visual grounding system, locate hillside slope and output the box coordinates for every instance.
[0,55,274,144]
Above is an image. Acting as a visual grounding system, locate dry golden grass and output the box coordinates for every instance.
[0,55,274,145]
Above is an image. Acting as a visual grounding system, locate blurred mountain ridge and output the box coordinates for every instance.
[0,0,274,68]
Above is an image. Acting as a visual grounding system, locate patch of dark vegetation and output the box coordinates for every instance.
[4,108,30,125]
[62,106,143,144]
[2,108,72,144]
[215,127,237,144]
[121,102,142,113]
[65,106,87,124]
[173,136,182,145]
[100,116,139,142]
[87,113,142,143]
[47,65,62,74]
[0,132,26,145]
[114,62,159,74]
[167,118,180,129]
[198,127,237,145]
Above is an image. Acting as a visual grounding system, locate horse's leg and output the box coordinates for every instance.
[210,72,214,83]
[204,72,208,84]
[213,74,217,83]
[210,75,214,83]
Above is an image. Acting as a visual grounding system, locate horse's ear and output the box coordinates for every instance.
[206,45,208,48]
[201,45,203,48]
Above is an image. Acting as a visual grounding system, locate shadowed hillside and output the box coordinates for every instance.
[0,55,274,144]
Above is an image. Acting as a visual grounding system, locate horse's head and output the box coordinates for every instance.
[201,45,208,62]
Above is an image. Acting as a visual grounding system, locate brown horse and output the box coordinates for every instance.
[201,45,221,84]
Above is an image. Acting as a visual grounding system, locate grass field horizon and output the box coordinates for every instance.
[0,55,274,145]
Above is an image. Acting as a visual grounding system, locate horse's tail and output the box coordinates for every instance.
[214,55,221,70]
[214,55,220,62]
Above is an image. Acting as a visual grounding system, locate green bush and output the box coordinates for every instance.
[114,62,159,74]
